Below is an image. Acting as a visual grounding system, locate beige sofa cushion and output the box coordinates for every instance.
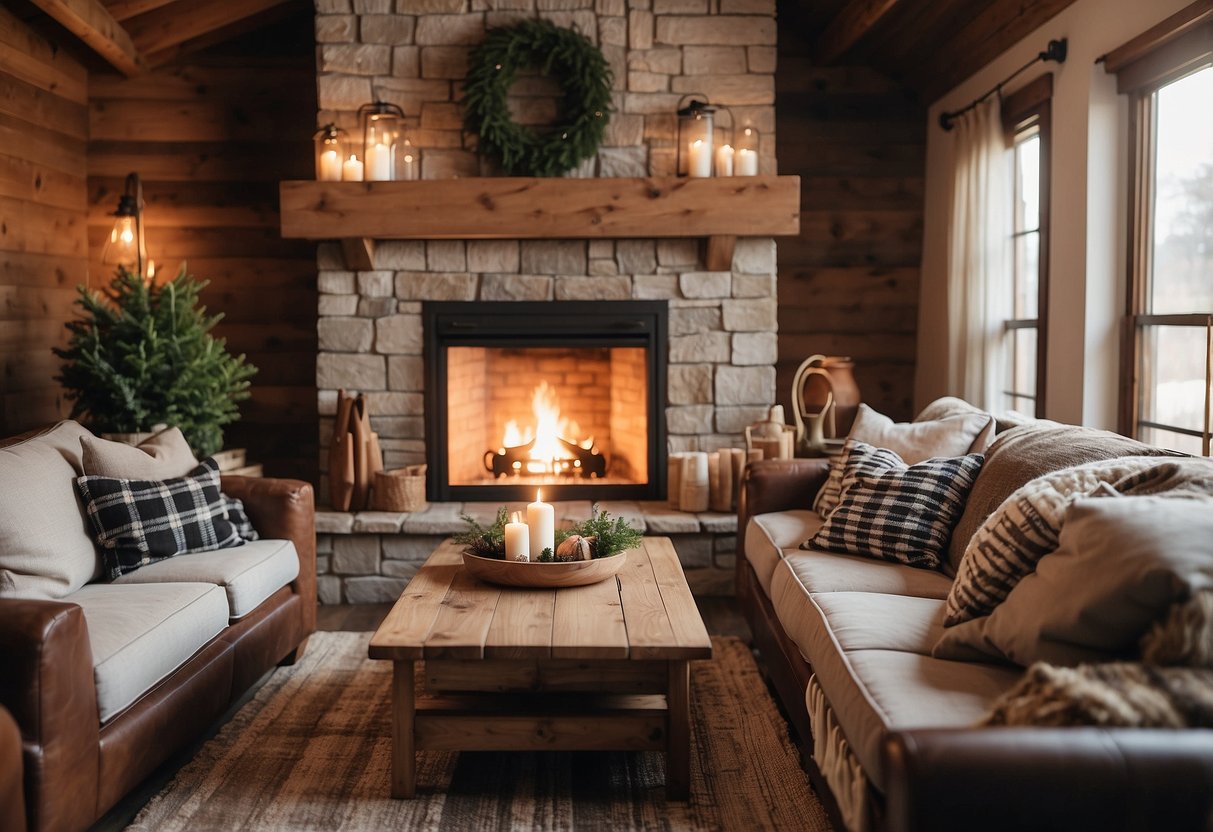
[0,421,100,599]
[114,539,299,618]
[81,427,198,479]
[776,547,954,599]
[744,511,823,597]
[71,582,229,722]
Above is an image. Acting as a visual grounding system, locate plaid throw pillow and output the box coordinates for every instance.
[805,440,985,569]
[76,457,244,581]
[222,496,259,542]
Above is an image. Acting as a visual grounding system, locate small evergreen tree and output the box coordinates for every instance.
[54,265,257,457]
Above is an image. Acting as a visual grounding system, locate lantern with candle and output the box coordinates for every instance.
[735,125,760,176]
[676,95,716,178]
[313,123,348,182]
[400,137,419,181]
[358,100,405,181]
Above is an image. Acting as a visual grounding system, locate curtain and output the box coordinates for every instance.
[946,96,1013,411]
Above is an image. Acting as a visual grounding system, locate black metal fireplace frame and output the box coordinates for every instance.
[424,300,668,502]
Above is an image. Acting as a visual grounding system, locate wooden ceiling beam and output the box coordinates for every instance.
[26,0,145,77]
[141,3,304,69]
[815,0,906,65]
[123,0,294,57]
[103,0,177,23]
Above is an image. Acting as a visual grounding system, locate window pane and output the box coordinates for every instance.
[1139,325,1208,434]
[1140,426,1204,456]
[1015,134,1040,232]
[1015,230,1039,318]
[1150,66,1213,315]
[1003,325,1037,413]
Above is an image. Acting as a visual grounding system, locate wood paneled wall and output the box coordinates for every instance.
[775,53,925,421]
[87,48,318,481]
[0,6,89,435]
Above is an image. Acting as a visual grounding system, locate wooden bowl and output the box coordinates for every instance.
[461,550,628,588]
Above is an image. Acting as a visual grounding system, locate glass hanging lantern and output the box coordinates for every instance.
[101,172,148,280]
[399,136,419,181]
[676,96,716,178]
[712,105,736,177]
[358,101,405,182]
[314,123,347,182]
[735,125,760,176]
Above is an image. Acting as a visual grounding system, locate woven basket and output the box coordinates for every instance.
[371,464,427,512]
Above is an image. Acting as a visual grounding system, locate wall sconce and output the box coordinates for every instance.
[101,172,153,280]
[314,123,348,182]
[358,101,406,181]
[676,95,716,178]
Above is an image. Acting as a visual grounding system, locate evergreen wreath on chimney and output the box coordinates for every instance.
[462,19,613,177]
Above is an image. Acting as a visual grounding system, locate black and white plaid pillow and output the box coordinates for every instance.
[222,496,259,542]
[805,440,985,569]
[76,457,244,581]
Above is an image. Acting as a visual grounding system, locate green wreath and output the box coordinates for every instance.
[462,19,613,177]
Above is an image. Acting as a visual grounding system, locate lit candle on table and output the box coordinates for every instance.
[736,148,758,176]
[342,154,364,182]
[715,144,734,177]
[365,141,392,181]
[319,149,341,181]
[688,139,712,178]
[505,511,530,562]
[527,489,555,561]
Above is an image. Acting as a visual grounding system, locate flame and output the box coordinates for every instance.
[500,381,594,474]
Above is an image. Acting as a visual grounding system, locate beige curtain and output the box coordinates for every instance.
[946,96,1012,411]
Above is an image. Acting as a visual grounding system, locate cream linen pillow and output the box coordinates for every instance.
[0,421,101,599]
[81,427,198,479]
[813,401,993,518]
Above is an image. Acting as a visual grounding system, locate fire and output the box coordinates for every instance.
[499,381,594,474]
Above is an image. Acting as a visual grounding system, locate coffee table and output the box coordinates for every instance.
[369,536,713,799]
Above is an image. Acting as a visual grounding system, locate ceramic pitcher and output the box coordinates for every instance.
[792,355,860,454]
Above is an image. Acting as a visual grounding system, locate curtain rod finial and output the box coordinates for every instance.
[1042,38,1068,64]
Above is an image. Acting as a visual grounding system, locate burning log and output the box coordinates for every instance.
[483,436,606,479]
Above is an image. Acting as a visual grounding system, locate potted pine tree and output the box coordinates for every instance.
[54,266,257,458]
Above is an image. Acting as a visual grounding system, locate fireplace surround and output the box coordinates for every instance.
[424,300,667,502]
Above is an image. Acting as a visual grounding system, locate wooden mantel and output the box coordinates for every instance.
[278,175,800,271]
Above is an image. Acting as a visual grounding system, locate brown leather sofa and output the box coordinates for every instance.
[0,475,316,832]
[738,453,1213,832]
[1,706,25,832]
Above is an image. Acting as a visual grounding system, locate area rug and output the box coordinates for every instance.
[127,633,832,831]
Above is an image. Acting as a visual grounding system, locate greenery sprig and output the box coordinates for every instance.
[454,506,511,558]
[462,19,613,177]
[557,504,643,559]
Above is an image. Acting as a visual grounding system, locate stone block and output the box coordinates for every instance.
[319,294,359,316]
[667,405,714,434]
[644,508,701,535]
[376,241,426,270]
[353,512,407,532]
[627,47,681,74]
[627,70,668,93]
[376,315,423,354]
[682,45,746,75]
[588,240,614,259]
[715,365,775,406]
[392,45,420,77]
[588,259,618,275]
[388,355,425,391]
[538,10,598,42]
[353,0,391,10]
[316,0,351,10]
[554,275,631,300]
[421,101,463,129]
[621,92,682,115]
[670,534,713,569]
[366,391,424,415]
[642,112,677,141]
[315,15,357,43]
[603,113,644,146]
[597,146,647,177]
[316,511,355,533]
[670,74,774,106]
[371,416,424,438]
[416,13,484,44]
[519,240,586,275]
[654,15,775,46]
[467,240,520,273]
[654,0,706,10]
[394,271,478,300]
[714,404,769,433]
[333,535,381,575]
[657,239,699,268]
[747,45,777,73]
[317,575,343,604]
[731,331,777,366]
[360,14,416,44]
[319,43,391,75]
[422,148,479,179]
[317,555,331,574]
[732,273,775,298]
[318,271,356,294]
[670,305,721,336]
[382,534,447,560]
[318,317,373,352]
[317,535,334,556]
[667,435,699,453]
[722,298,777,332]
[345,576,409,603]
[426,240,467,271]
[680,271,730,299]
[317,75,372,110]
[596,0,625,13]
[358,297,396,317]
[357,270,394,297]
[372,77,453,115]
[599,15,626,46]
[402,502,467,534]
[668,363,713,404]
[318,244,346,270]
[480,274,554,300]
[632,274,679,299]
[698,512,737,534]
[669,331,730,363]
[317,353,386,390]
[399,0,467,11]
[421,45,470,78]
[318,390,339,416]
[732,237,776,274]
[628,10,653,49]
[721,0,775,12]
[380,560,420,580]
[615,240,657,275]
[538,0,593,7]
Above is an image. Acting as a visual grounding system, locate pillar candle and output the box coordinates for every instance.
[527,489,555,560]
[736,148,758,176]
[711,450,734,512]
[505,511,530,562]
[401,152,418,181]
[342,154,364,182]
[680,452,709,512]
[715,144,734,177]
[730,448,746,508]
[688,139,712,178]
[668,452,686,508]
[365,142,392,181]
[319,149,341,181]
[707,452,723,511]
[747,448,764,464]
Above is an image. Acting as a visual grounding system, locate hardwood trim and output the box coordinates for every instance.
[1111,20,1213,94]
[1119,90,1156,437]
[0,5,88,105]
[815,0,905,65]
[1000,72,1053,132]
[1034,97,1051,417]
[340,238,375,271]
[1101,0,1213,76]
[25,0,145,77]
[391,661,415,799]
[703,234,736,271]
[143,3,305,69]
[123,0,295,57]
[104,0,178,22]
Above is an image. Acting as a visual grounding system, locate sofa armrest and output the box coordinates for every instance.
[738,458,830,536]
[221,476,317,637]
[883,727,1213,832]
[0,706,25,832]
[0,599,100,832]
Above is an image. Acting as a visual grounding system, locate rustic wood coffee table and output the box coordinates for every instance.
[369,536,713,799]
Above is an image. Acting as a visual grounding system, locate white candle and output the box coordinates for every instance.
[715,144,734,177]
[342,154,363,182]
[527,488,555,560]
[319,149,341,181]
[401,152,418,181]
[736,148,758,176]
[505,511,530,562]
[688,139,712,178]
[365,142,392,181]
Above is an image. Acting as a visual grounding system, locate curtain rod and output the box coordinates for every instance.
[938,38,1068,131]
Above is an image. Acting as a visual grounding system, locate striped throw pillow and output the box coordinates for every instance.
[806,440,985,569]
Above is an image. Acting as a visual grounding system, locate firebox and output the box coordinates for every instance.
[424,301,667,502]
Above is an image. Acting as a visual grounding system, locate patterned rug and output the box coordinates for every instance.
[126,632,832,831]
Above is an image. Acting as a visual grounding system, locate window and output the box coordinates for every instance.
[1109,4,1213,456]
[1001,77,1051,416]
